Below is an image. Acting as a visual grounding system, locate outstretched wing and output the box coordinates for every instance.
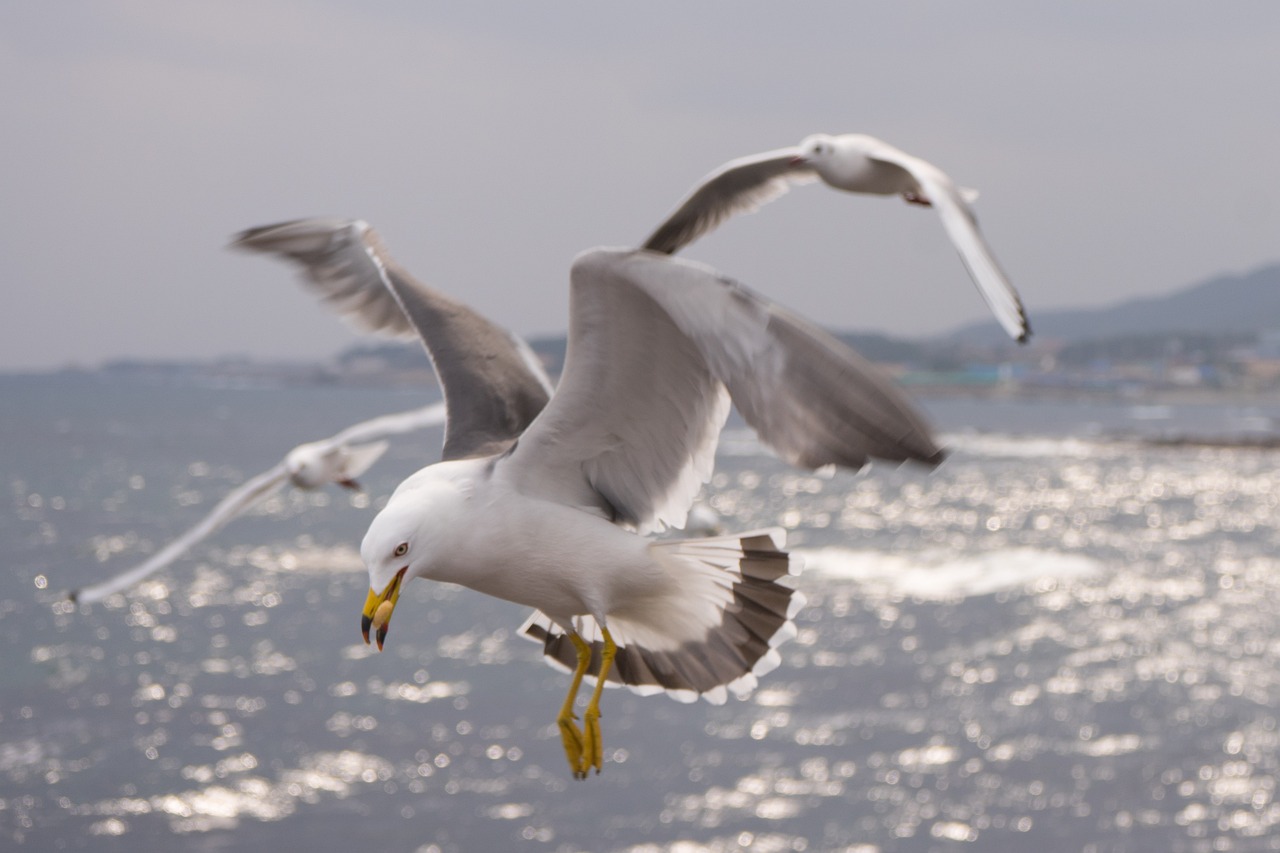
[641,148,817,255]
[863,142,1031,343]
[330,402,448,446]
[500,249,942,534]
[233,220,552,459]
[69,464,290,604]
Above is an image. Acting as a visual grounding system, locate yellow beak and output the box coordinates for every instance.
[361,567,407,651]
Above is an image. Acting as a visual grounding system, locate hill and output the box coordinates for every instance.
[947,262,1280,345]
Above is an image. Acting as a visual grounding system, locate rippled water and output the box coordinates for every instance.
[5,375,1280,852]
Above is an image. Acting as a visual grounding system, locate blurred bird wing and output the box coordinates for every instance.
[233,219,552,459]
[70,463,290,604]
[863,144,1030,343]
[330,402,448,446]
[641,147,818,255]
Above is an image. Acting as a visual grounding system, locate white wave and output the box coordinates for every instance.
[939,432,1110,460]
[797,546,1102,600]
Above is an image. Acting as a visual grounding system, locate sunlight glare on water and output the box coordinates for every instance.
[5,379,1280,851]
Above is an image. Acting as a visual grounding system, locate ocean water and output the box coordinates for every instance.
[4,374,1280,852]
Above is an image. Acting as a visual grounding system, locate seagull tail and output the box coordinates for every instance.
[520,528,804,704]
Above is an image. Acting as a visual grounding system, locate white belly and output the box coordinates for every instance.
[823,156,917,196]
[429,488,661,622]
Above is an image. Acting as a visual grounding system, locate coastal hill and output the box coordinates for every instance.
[320,259,1280,387]
[947,262,1280,345]
[63,258,1280,399]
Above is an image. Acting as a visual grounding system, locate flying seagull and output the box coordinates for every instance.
[642,132,1032,344]
[68,402,447,605]
[247,218,944,777]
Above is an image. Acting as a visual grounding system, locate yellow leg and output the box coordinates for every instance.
[557,633,592,779]
[581,627,617,777]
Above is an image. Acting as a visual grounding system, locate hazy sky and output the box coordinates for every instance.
[3,2,1278,370]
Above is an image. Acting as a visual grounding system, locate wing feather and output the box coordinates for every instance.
[499,249,941,535]
[233,219,552,459]
[69,464,290,604]
[330,402,447,446]
[864,146,1031,343]
[642,148,817,255]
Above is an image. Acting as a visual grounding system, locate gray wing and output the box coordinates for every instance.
[69,464,290,604]
[233,219,552,460]
[500,249,942,534]
[863,143,1031,343]
[642,148,818,255]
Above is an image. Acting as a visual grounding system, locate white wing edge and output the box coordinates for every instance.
[867,147,1030,343]
[330,401,448,445]
[70,463,291,604]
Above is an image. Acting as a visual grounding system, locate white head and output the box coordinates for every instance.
[286,440,388,491]
[358,464,469,649]
[793,133,839,167]
[284,442,335,490]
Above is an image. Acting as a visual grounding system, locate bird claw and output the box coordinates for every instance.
[558,713,588,779]
[583,709,603,776]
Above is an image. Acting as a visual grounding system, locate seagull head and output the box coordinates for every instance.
[287,440,388,492]
[790,133,838,167]
[357,465,467,650]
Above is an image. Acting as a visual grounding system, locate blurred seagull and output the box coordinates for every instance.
[240,217,945,778]
[642,132,1031,343]
[68,402,446,605]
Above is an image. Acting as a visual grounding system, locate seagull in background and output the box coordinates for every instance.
[68,402,446,605]
[642,132,1032,344]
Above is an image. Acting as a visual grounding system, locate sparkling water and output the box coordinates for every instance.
[4,374,1280,852]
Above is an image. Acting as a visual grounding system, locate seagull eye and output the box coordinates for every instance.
[393,542,409,558]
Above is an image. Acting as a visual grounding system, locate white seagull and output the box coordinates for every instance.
[642,132,1031,343]
[244,218,945,778]
[68,402,446,605]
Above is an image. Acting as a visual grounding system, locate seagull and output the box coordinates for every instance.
[642,132,1031,344]
[68,402,447,605]
[245,217,945,777]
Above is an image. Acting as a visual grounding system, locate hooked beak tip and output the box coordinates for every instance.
[360,566,407,650]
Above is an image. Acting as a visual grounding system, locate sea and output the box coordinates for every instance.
[4,373,1280,852]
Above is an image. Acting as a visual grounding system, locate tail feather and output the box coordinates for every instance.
[519,527,804,705]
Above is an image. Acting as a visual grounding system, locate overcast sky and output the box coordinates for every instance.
[2,2,1278,370]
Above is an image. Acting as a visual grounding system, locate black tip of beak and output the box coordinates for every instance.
[361,614,372,645]
[375,625,388,651]
[338,479,363,492]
